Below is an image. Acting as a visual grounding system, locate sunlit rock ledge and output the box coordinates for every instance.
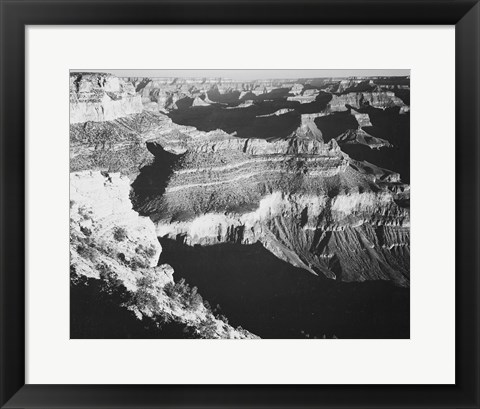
[70,170,258,339]
[70,73,143,123]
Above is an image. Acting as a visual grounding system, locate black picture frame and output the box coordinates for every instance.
[1,1,479,408]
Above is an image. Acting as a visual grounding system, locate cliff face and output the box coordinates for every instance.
[328,91,405,112]
[70,72,410,338]
[134,115,409,286]
[133,78,288,112]
[69,73,259,338]
[70,110,171,177]
[70,73,143,123]
[70,171,257,339]
[335,128,392,149]
[287,89,320,104]
[155,190,409,285]
[117,76,411,286]
[130,76,407,116]
[70,171,162,285]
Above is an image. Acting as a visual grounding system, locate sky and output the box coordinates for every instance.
[72,69,409,80]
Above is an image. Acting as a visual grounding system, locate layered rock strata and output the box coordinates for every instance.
[327,91,405,111]
[70,74,260,338]
[70,72,411,320]
[70,73,143,123]
[287,89,320,104]
[137,118,410,286]
[125,75,409,116]
[70,111,171,177]
[335,128,392,149]
[70,171,257,339]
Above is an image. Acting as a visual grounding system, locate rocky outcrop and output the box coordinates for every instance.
[287,89,320,104]
[192,96,210,107]
[70,171,162,284]
[290,83,304,95]
[68,75,179,178]
[70,171,257,339]
[256,108,295,118]
[136,117,409,286]
[69,111,171,177]
[137,78,289,111]
[70,73,143,123]
[327,91,405,112]
[161,138,347,195]
[292,113,327,140]
[353,112,372,127]
[155,188,410,286]
[136,80,197,112]
[335,79,377,94]
[335,128,392,149]
[226,100,254,109]
[379,84,410,91]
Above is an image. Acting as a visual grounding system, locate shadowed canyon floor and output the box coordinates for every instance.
[159,238,410,339]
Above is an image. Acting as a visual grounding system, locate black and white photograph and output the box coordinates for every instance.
[69,69,410,339]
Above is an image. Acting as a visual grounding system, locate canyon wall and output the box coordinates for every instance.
[70,171,257,339]
[135,116,410,286]
[70,72,410,338]
[70,73,143,123]
[69,74,259,338]
[327,91,405,112]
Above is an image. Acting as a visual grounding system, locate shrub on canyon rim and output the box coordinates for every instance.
[163,279,204,311]
[113,226,128,242]
[97,263,125,296]
[196,317,218,338]
[135,244,157,258]
[133,289,159,313]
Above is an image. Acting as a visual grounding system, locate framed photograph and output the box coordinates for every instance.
[1,0,479,408]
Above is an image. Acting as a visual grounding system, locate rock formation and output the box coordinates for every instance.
[70,73,143,123]
[327,91,405,112]
[353,112,372,127]
[70,72,411,338]
[69,110,170,178]
[335,128,392,149]
[129,75,409,115]
[135,115,409,286]
[192,96,210,107]
[70,170,257,339]
[69,74,260,338]
[287,89,320,104]
[256,108,295,118]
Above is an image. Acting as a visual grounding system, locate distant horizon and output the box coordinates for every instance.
[71,69,409,81]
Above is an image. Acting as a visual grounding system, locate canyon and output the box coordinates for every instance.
[70,72,410,339]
